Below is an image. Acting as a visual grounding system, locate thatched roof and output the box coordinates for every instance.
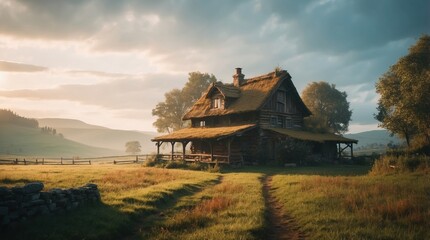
[207,82,240,98]
[264,127,358,144]
[183,70,311,120]
[152,124,257,142]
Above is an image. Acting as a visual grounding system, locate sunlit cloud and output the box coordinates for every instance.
[0,60,47,72]
[0,0,427,132]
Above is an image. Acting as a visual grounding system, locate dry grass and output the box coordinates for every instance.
[0,165,218,240]
[272,173,430,239]
[145,173,265,240]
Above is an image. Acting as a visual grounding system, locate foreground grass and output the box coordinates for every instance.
[2,163,428,239]
[271,172,430,240]
[143,173,266,240]
[0,165,218,240]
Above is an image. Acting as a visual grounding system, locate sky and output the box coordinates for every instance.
[0,0,428,133]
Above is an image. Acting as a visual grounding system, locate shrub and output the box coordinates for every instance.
[370,154,430,175]
[207,163,221,173]
[164,161,188,169]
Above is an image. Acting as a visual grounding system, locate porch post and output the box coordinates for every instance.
[171,142,175,161]
[227,138,232,164]
[209,141,214,162]
[156,141,161,155]
[182,141,189,161]
[350,143,354,159]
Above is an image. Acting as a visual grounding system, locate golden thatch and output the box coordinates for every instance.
[183,70,311,120]
[152,124,257,141]
[264,127,358,143]
[208,82,241,98]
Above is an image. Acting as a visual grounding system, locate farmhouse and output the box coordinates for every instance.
[152,68,357,165]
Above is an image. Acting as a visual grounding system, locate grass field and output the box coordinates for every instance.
[1,163,429,240]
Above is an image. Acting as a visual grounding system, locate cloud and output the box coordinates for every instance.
[0,73,185,110]
[0,0,428,132]
[0,60,48,72]
[67,70,131,78]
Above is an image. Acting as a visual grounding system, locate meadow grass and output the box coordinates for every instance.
[142,173,266,240]
[271,172,430,240]
[0,165,219,240]
[1,162,428,239]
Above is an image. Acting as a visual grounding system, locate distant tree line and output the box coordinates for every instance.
[0,109,39,128]
[41,126,56,135]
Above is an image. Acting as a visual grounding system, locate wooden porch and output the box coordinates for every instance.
[153,139,241,165]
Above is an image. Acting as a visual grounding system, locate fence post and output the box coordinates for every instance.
[114,160,116,164]
[24,158,26,165]
[36,158,38,164]
[72,157,75,165]
[61,157,63,165]
[89,160,91,165]
[136,155,138,163]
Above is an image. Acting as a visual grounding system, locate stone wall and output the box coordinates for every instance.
[0,182,100,226]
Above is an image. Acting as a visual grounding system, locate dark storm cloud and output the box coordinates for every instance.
[265,0,430,53]
[0,60,48,72]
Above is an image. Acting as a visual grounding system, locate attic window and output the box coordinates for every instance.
[200,121,205,127]
[212,97,224,109]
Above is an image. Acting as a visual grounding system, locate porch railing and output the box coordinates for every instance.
[156,153,230,164]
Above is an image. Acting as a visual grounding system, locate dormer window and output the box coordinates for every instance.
[212,96,224,109]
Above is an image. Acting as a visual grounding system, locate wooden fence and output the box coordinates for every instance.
[0,157,91,165]
[0,153,237,166]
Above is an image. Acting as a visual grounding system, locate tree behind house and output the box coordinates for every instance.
[152,72,217,133]
[301,81,352,134]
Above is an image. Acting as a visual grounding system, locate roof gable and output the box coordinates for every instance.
[183,70,311,120]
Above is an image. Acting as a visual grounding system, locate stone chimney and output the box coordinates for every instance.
[233,67,245,87]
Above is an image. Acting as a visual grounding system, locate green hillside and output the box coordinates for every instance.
[0,124,121,157]
[38,118,157,153]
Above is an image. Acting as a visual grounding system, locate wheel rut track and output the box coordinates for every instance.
[122,175,223,240]
[262,175,305,240]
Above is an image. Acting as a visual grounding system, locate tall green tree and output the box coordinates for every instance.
[152,72,216,133]
[301,81,352,134]
[375,35,430,147]
[125,141,141,154]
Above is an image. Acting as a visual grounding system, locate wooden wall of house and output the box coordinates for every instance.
[259,82,306,129]
[259,109,304,129]
[191,112,257,128]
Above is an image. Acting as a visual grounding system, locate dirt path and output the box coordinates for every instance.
[262,175,305,240]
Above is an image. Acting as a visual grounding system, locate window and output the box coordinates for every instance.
[286,118,293,128]
[200,121,205,127]
[276,91,286,112]
[277,115,284,128]
[212,97,223,109]
[270,116,277,126]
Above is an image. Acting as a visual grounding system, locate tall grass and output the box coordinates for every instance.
[143,173,266,240]
[271,173,430,239]
[370,154,430,175]
[0,165,218,240]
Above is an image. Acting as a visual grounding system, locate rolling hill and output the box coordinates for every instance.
[38,118,157,154]
[0,123,121,157]
[344,130,403,154]
[344,130,402,148]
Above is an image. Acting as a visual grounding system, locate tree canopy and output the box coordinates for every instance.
[152,72,216,133]
[375,35,430,148]
[301,81,352,134]
[125,141,141,154]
